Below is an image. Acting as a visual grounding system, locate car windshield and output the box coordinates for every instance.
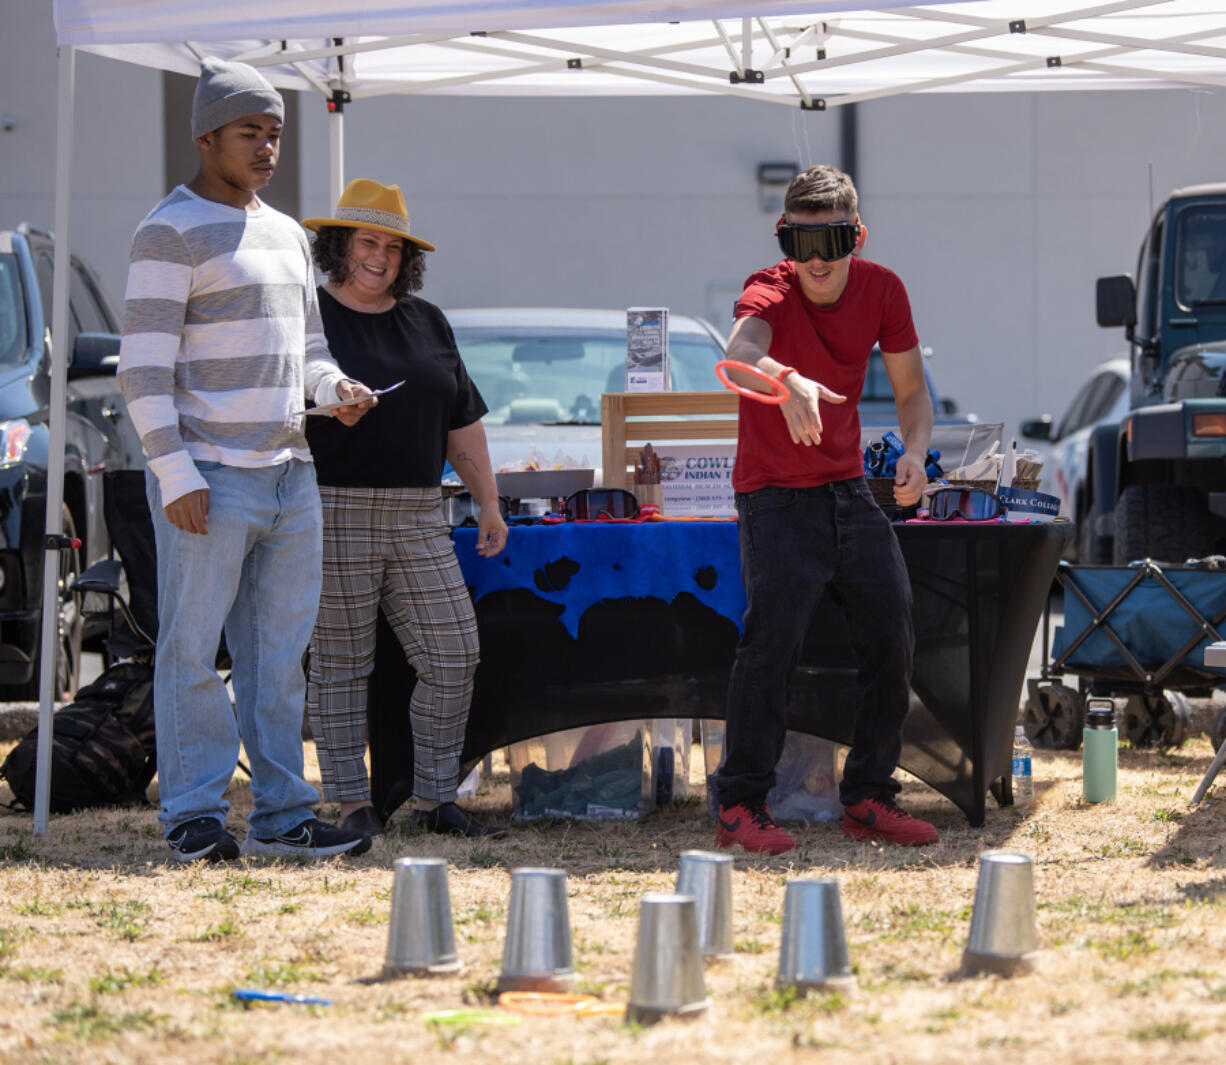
[451,326,725,425]
[0,254,27,368]
[861,346,942,415]
[1176,205,1226,306]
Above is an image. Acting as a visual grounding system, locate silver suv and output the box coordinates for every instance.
[0,223,144,698]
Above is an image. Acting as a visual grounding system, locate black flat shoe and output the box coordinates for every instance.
[411,802,506,839]
[341,805,385,838]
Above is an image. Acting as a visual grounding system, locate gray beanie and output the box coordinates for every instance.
[191,57,284,139]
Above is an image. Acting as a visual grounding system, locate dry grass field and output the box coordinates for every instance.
[2,729,1226,1065]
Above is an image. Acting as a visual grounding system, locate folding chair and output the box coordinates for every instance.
[1191,641,1226,805]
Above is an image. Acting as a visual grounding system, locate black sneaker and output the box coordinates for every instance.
[340,805,385,838]
[240,817,372,859]
[167,817,241,863]
[410,802,507,839]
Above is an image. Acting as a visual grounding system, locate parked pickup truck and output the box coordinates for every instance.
[0,223,144,698]
[1081,185,1226,564]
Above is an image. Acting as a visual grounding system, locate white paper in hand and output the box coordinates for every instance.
[299,380,405,416]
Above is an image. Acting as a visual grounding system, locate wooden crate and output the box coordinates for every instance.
[600,391,738,491]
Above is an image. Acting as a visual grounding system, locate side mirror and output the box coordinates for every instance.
[69,332,121,378]
[1096,275,1137,329]
[1020,416,1053,442]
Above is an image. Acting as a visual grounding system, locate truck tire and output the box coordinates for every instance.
[1113,484,1211,565]
[4,504,83,702]
[1077,507,1113,565]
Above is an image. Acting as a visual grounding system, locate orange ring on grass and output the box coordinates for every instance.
[498,991,599,1016]
[714,359,791,405]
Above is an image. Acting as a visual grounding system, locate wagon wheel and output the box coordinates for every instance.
[1022,683,1085,749]
[1211,706,1226,755]
[1162,691,1191,748]
[1120,691,1191,749]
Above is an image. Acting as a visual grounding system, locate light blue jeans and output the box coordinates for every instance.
[148,460,322,838]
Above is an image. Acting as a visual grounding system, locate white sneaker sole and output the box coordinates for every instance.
[239,836,369,859]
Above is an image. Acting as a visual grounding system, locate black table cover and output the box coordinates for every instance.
[369,519,1072,826]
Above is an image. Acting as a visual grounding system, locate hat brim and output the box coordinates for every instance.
[301,217,435,252]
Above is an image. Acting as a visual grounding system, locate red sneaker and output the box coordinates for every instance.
[715,801,796,856]
[843,796,939,846]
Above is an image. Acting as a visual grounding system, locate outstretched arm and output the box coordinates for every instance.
[724,316,847,447]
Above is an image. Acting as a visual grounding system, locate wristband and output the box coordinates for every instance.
[777,367,797,384]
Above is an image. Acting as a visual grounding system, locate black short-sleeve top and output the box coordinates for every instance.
[306,288,487,488]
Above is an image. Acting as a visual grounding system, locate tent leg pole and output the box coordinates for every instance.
[34,44,77,835]
[840,101,858,183]
[329,108,345,208]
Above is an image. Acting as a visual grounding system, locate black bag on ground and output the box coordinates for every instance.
[0,662,156,813]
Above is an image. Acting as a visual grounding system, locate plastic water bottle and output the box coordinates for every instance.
[1012,725,1034,809]
[1082,698,1118,803]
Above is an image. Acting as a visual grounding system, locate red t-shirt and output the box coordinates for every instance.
[731,256,918,493]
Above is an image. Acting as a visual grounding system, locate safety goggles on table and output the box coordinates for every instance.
[924,487,1004,522]
[776,221,861,263]
[563,487,640,521]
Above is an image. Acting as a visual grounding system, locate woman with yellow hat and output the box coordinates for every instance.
[301,179,508,839]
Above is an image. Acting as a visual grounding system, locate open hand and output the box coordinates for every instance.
[780,372,846,446]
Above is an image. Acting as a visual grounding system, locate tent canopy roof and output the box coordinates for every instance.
[53,1,1226,108]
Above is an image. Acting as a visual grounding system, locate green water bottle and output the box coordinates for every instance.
[1082,697,1118,803]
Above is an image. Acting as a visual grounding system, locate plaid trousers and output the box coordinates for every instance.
[306,486,479,804]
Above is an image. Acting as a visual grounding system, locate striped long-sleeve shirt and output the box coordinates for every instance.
[118,185,345,506]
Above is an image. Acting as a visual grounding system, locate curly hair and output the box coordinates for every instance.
[310,225,426,300]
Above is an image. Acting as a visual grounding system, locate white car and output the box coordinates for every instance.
[445,307,728,483]
[1020,355,1130,560]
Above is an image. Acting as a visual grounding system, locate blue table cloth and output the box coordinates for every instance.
[452,521,746,638]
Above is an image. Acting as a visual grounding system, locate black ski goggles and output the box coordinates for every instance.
[925,487,1003,522]
[776,221,861,263]
[563,487,640,521]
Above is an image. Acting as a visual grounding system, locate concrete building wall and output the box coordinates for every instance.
[298,87,1226,444]
[0,0,163,311]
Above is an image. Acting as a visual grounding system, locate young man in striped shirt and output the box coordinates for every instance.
[118,58,377,862]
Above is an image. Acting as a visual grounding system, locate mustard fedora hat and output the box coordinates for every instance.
[302,178,436,251]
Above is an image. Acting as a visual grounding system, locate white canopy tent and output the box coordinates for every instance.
[35,0,1226,831]
[57,1,1226,103]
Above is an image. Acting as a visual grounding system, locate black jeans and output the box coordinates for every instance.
[715,477,914,809]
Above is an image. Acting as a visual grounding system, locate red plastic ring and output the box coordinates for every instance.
[714,360,792,405]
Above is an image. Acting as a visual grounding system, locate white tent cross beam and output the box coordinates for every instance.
[61,1,1226,104]
[34,0,1226,832]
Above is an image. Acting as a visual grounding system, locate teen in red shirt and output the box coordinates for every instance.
[713,164,939,854]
